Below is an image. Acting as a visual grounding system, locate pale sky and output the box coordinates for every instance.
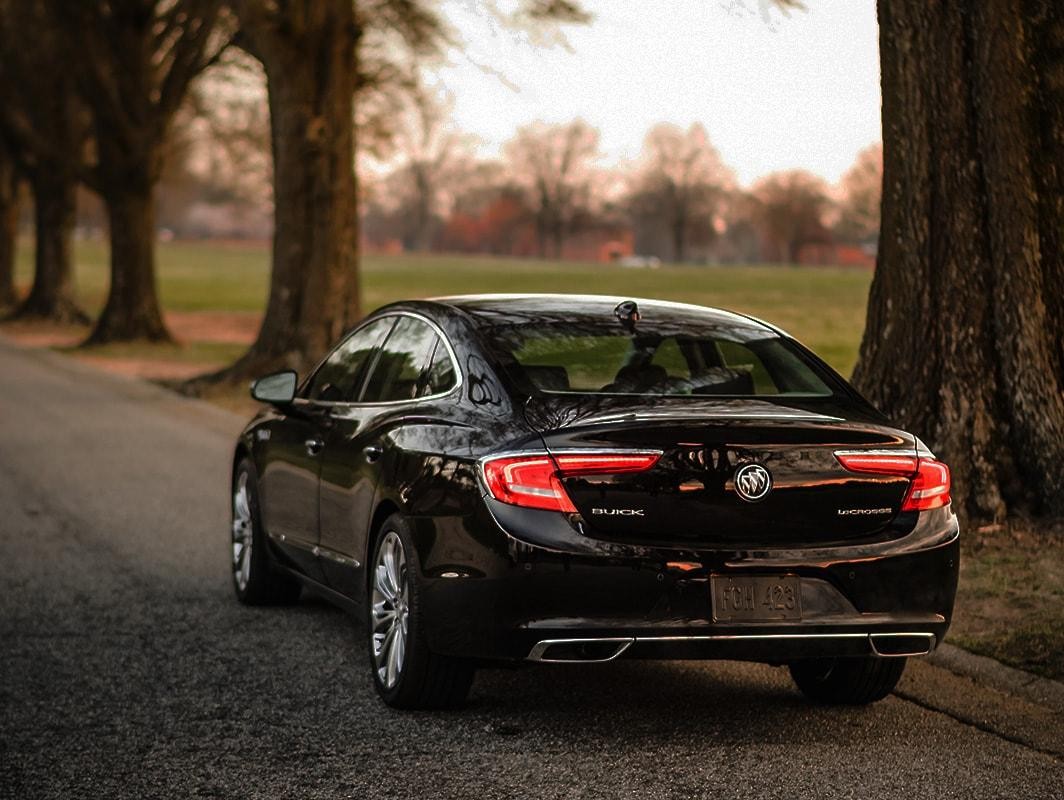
[435,0,881,187]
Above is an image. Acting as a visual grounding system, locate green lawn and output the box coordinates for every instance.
[15,240,873,376]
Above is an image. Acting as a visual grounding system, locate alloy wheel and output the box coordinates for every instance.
[232,471,253,592]
[371,531,410,690]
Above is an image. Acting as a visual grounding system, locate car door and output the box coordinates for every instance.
[258,317,395,581]
[318,314,444,597]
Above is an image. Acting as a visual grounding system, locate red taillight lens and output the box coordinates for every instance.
[481,452,660,513]
[835,452,951,512]
[904,459,951,511]
[835,453,919,475]
[482,455,576,512]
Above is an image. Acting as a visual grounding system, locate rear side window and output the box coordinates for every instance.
[360,317,440,403]
[305,317,394,402]
[483,322,835,398]
[419,340,457,397]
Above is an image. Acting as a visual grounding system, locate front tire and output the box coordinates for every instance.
[231,458,301,606]
[789,656,906,705]
[368,514,474,709]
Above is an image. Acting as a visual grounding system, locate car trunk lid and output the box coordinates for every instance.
[525,396,917,549]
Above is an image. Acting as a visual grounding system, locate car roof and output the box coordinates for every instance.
[428,293,774,332]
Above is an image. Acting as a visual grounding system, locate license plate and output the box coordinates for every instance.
[711,575,802,622]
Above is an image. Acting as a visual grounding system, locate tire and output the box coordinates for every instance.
[368,513,475,710]
[789,656,906,705]
[231,458,301,606]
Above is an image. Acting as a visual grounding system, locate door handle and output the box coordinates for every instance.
[305,437,325,456]
[363,444,383,463]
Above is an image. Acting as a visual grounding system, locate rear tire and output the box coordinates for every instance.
[789,656,906,705]
[231,458,301,606]
[368,513,475,710]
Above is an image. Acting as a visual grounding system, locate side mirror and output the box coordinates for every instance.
[251,370,298,406]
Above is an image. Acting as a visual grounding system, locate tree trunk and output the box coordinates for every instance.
[853,0,1064,521]
[197,2,359,383]
[673,207,687,263]
[17,168,88,323]
[535,213,550,259]
[413,166,433,252]
[85,181,171,343]
[0,150,18,310]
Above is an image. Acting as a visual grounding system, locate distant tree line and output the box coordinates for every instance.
[359,109,881,266]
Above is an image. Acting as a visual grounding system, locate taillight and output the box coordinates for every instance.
[481,452,660,513]
[904,459,951,511]
[835,452,951,512]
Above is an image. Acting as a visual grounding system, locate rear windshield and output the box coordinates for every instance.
[479,322,836,398]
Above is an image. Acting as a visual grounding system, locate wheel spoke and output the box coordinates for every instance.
[376,623,397,681]
[393,621,406,671]
[383,540,400,597]
[385,624,401,687]
[374,564,396,603]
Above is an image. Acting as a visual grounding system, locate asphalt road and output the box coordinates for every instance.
[1,337,1061,799]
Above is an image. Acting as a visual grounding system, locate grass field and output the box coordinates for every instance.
[13,239,873,376]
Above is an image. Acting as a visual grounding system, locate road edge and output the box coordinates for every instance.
[0,332,247,439]
[928,642,1064,713]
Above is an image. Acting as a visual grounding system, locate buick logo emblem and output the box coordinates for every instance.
[734,463,772,502]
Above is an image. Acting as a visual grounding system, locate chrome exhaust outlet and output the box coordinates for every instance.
[527,637,635,663]
[869,632,936,657]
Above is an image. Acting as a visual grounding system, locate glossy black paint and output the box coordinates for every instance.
[235,295,959,664]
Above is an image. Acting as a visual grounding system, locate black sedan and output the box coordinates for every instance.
[230,294,959,709]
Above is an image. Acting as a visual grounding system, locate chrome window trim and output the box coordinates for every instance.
[297,310,464,410]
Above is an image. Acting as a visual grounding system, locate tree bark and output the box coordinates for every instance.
[197,1,359,382]
[854,0,1064,521]
[0,149,18,310]
[16,168,88,323]
[672,223,686,264]
[551,222,564,260]
[86,180,170,343]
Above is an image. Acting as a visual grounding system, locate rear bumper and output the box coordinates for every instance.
[412,499,960,663]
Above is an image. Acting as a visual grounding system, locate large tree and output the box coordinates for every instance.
[853,0,1064,520]
[0,0,90,323]
[391,86,471,252]
[195,0,589,382]
[750,170,832,264]
[221,0,369,375]
[629,122,732,263]
[53,0,229,343]
[506,119,600,259]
